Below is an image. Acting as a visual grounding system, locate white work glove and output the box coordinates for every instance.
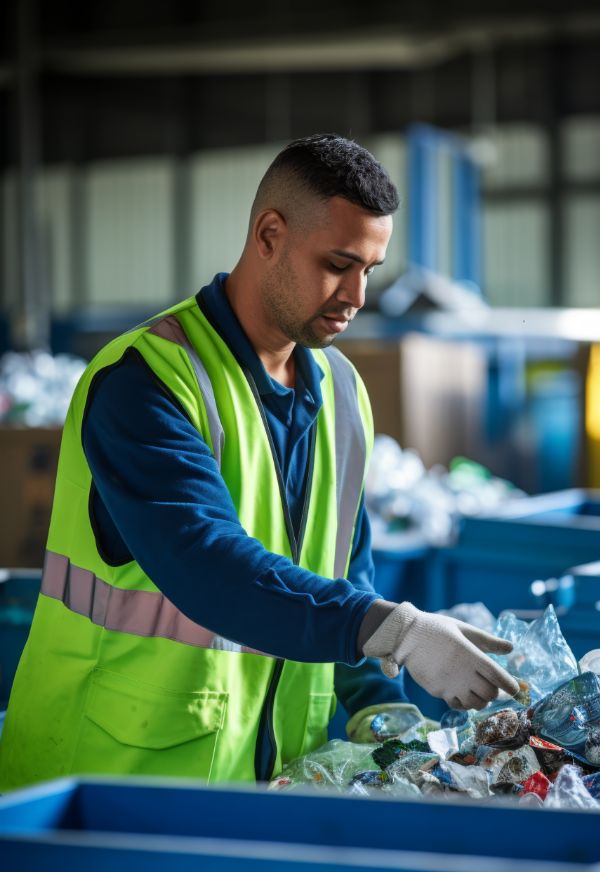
[362,602,519,710]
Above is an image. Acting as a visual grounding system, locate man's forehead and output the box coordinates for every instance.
[313,200,393,248]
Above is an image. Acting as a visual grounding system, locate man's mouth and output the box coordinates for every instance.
[318,313,351,334]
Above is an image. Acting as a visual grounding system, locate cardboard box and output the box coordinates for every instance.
[342,334,488,469]
[0,427,62,568]
[341,340,405,445]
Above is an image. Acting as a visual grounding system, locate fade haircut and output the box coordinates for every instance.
[249,133,399,235]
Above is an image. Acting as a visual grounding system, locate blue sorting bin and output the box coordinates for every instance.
[1,776,600,871]
[0,570,42,708]
[371,529,429,604]
[554,561,600,661]
[423,489,600,617]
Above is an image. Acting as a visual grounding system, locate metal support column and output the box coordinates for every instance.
[14,0,49,350]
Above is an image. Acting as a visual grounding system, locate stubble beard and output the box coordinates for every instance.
[260,256,334,350]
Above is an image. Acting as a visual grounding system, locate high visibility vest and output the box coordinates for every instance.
[0,292,373,791]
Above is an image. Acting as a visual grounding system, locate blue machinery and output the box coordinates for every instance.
[408,123,481,289]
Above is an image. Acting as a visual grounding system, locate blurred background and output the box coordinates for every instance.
[1,0,600,568]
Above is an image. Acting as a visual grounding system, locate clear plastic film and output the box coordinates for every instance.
[491,605,578,703]
[269,740,376,791]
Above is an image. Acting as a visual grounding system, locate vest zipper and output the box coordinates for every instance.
[244,371,318,781]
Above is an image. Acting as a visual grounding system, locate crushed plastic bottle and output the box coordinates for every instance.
[530,672,600,761]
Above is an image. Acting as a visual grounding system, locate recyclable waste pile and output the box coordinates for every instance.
[365,435,524,546]
[0,350,86,425]
[270,606,600,810]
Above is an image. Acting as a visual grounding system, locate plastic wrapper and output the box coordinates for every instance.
[269,740,376,790]
[530,671,600,762]
[492,605,578,703]
[0,350,86,425]
[474,708,531,750]
[437,761,492,799]
[529,735,593,776]
[582,772,600,799]
[522,771,551,801]
[387,752,439,781]
[427,728,459,760]
[585,726,600,765]
[372,737,430,770]
[477,745,541,785]
[545,765,600,810]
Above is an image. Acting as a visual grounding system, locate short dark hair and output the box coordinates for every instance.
[262,133,399,216]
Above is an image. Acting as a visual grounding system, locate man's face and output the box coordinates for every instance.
[260,196,393,349]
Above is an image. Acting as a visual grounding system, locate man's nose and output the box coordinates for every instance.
[336,272,366,310]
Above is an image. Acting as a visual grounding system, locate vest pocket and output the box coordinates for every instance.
[72,668,227,780]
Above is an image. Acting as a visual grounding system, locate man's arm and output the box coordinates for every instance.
[82,351,377,666]
[334,497,409,717]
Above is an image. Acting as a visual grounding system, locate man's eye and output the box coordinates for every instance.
[329,263,348,273]
[365,266,375,276]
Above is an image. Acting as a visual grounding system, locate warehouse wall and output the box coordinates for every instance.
[1,117,600,316]
[0,135,408,315]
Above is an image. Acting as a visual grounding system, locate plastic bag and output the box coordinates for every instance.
[545,765,600,810]
[492,605,578,702]
[437,761,492,799]
[270,740,376,790]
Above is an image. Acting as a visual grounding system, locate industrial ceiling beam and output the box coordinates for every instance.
[35,15,600,76]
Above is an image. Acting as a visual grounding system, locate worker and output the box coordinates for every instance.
[0,134,518,790]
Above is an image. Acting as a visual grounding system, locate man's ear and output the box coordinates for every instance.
[253,209,287,261]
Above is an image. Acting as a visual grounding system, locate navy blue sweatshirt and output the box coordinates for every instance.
[82,274,408,719]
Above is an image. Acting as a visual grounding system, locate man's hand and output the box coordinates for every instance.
[362,602,519,710]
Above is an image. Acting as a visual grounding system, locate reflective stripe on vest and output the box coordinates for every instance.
[322,346,367,578]
[149,315,225,466]
[41,549,261,654]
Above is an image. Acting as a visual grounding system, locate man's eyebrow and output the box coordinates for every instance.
[330,249,385,266]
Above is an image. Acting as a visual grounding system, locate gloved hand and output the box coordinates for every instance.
[362,602,519,710]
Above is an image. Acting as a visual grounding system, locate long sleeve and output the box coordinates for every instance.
[82,350,377,666]
[334,495,408,716]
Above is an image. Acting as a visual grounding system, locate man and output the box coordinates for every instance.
[0,134,517,790]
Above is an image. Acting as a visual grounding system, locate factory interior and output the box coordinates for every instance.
[2,2,600,868]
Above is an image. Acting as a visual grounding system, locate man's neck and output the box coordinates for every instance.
[224,268,296,388]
